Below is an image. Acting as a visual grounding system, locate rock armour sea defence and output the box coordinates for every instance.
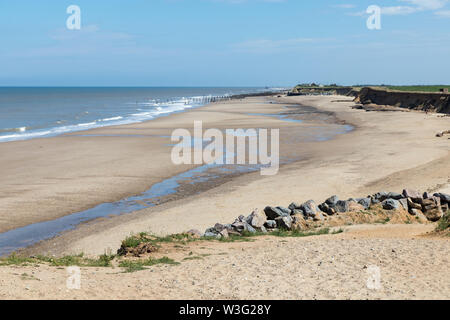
[199,189,450,239]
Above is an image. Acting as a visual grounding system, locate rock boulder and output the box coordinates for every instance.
[382,199,400,210]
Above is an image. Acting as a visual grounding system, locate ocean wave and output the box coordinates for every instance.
[0,94,231,143]
[99,116,124,122]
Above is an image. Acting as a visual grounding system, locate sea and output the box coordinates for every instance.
[0,87,274,142]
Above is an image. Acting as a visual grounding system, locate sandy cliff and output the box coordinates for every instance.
[355,87,450,114]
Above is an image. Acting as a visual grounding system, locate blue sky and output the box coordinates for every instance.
[0,0,449,86]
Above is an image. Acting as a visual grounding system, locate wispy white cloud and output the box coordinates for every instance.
[346,0,448,16]
[401,0,448,10]
[381,6,419,15]
[435,9,450,16]
[1,25,168,58]
[230,37,333,53]
[49,25,136,42]
[332,4,356,9]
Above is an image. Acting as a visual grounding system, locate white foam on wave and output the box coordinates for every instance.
[0,94,230,143]
[99,116,123,122]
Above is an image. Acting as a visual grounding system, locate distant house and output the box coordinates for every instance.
[439,88,449,93]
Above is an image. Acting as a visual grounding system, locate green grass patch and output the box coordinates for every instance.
[269,227,341,238]
[119,233,203,253]
[436,213,450,232]
[121,236,142,248]
[119,257,180,273]
[0,253,115,268]
[120,227,345,254]
[386,85,450,93]
[183,256,203,261]
[0,254,35,266]
[376,217,391,224]
[20,273,40,281]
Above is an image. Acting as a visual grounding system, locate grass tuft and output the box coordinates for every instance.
[0,253,116,268]
[119,257,179,273]
[270,227,339,238]
[436,212,450,232]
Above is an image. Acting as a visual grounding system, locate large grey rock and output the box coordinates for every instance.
[370,196,380,205]
[231,222,247,233]
[382,199,400,210]
[205,227,219,234]
[275,216,293,230]
[398,198,408,211]
[264,220,277,229]
[387,192,403,200]
[357,198,371,210]
[249,212,267,229]
[325,195,339,207]
[335,200,350,213]
[423,192,432,199]
[246,224,257,234]
[319,202,335,215]
[264,206,290,220]
[224,224,234,231]
[318,202,328,212]
[288,202,301,211]
[434,193,450,204]
[204,232,219,238]
[374,191,389,202]
[402,189,422,202]
[204,228,220,238]
[300,200,320,218]
[278,206,292,214]
[214,223,226,233]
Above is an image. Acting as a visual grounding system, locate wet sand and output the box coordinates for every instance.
[1,96,351,255]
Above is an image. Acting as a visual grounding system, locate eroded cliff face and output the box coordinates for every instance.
[289,86,357,96]
[355,87,450,114]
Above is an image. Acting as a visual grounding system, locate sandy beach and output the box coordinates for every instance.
[14,94,450,255]
[1,224,448,300]
[1,94,449,299]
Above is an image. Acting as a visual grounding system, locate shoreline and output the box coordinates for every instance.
[8,94,449,257]
[0,89,283,143]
